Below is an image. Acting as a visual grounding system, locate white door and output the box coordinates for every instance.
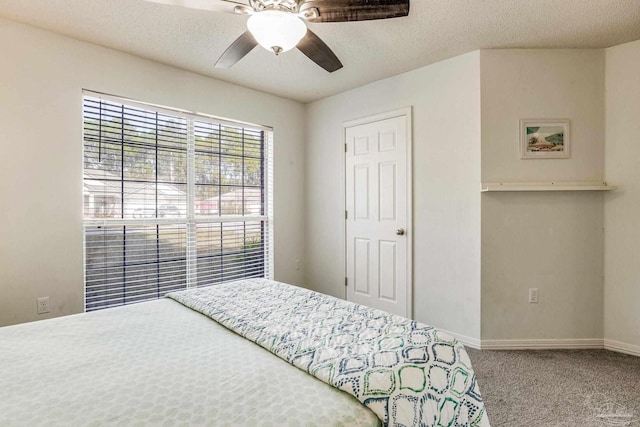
[345,110,411,318]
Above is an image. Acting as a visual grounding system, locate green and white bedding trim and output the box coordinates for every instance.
[168,278,490,427]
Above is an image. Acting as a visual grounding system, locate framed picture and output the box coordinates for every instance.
[520,119,570,159]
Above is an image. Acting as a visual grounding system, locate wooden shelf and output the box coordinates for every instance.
[481,182,618,192]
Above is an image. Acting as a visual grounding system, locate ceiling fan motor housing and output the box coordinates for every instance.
[249,0,301,13]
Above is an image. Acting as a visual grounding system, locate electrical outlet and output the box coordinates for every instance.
[528,288,539,304]
[37,297,50,314]
[295,260,301,271]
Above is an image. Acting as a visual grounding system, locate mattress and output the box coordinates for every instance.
[0,297,380,426]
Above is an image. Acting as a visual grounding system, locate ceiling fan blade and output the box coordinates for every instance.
[144,0,245,14]
[300,0,409,23]
[297,30,343,73]
[215,31,259,69]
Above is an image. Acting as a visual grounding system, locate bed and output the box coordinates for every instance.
[0,278,489,426]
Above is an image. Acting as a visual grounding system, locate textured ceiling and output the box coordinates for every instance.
[1,0,640,103]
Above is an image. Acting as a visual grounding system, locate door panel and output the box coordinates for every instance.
[379,162,396,221]
[354,165,370,220]
[354,238,370,294]
[378,240,397,301]
[379,130,396,152]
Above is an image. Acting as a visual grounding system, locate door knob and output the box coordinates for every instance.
[396,228,405,236]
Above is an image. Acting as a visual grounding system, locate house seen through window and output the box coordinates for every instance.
[82,92,273,311]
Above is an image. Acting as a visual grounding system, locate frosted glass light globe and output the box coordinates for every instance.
[247,10,307,54]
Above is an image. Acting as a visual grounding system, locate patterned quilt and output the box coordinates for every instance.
[167,278,490,427]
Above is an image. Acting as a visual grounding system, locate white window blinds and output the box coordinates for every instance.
[82,92,273,311]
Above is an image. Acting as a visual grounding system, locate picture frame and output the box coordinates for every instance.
[520,119,570,159]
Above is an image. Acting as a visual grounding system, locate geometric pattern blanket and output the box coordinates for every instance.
[167,278,490,427]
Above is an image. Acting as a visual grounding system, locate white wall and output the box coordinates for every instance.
[305,52,482,342]
[4,15,636,349]
[0,18,305,327]
[604,40,640,351]
[480,50,605,340]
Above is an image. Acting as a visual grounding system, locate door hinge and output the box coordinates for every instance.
[345,143,347,153]
[345,210,348,220]
[345,277,348,287]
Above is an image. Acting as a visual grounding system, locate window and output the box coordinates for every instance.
[82,92,273,311]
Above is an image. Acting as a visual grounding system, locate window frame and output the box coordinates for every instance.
[82,90,274,311]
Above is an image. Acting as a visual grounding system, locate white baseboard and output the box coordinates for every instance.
[604,339,640,357]
[480,338,604,350]
[436,332,640,357]
[437,329,482,349]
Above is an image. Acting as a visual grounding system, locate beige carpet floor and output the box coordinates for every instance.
[466,348,640,427]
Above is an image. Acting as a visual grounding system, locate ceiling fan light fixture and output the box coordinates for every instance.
[247,10,307,55]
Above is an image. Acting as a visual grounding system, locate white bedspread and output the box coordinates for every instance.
[0,299,379,426]
[168,279,489,427]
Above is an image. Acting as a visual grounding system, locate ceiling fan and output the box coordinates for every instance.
[145,0,410,72]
